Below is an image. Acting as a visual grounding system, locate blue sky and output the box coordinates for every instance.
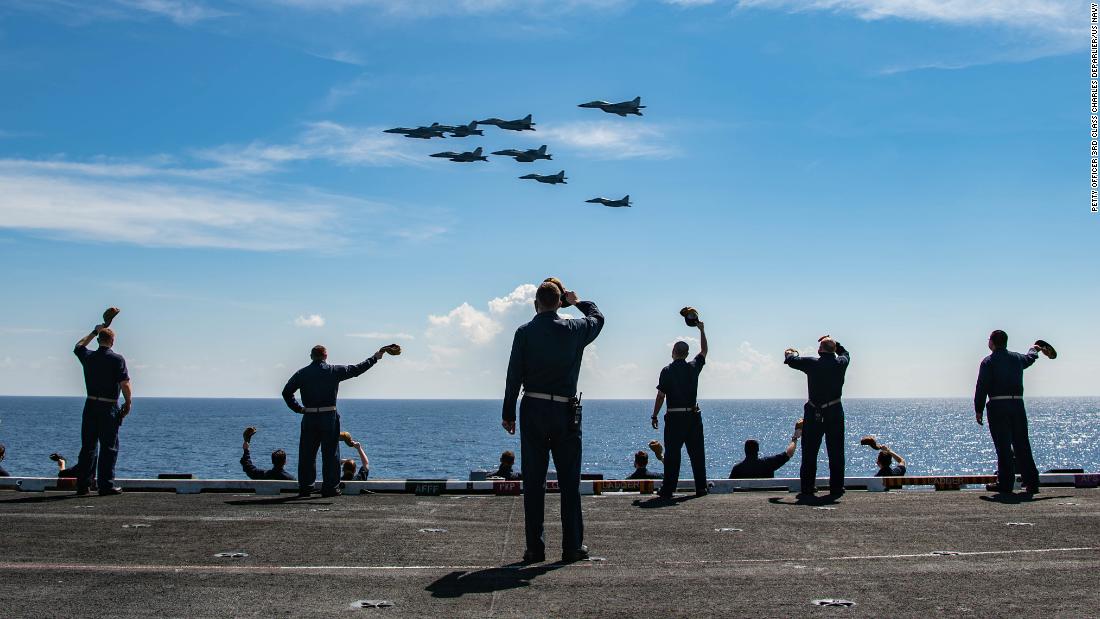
[0,0,1094,398]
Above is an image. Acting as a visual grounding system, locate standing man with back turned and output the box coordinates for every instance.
[651,319,709,499]
[975,330,1043,495]
[784,335,849,498]
[503,280,604,563]
[72,317,132,496]
[282,343,397,497]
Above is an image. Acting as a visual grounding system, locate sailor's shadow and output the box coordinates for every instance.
[224,496,333,506]
[426,562,562,597]
[0,493,84,504]
[978,494,1071,505]
[767,494,841,507]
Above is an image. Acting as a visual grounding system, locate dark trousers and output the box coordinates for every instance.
[74,401,120,491]
[660,410,707,495]
[519,397,583,554]
[298,411,341,493]
[800,402,845,494]
[987,402,1039,490]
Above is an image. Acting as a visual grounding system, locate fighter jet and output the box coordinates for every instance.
[443,121,483,137]
[430,146,488,162]
[577,97,645,117]
[492,145,552,162]
[477,114,535,131]
[585,195,631,207]
[383,123,448,139]
[519,170,567,185]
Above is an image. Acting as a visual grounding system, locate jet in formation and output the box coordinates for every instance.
[384,123,448,139]
[585,195,631,207]
[578,97,645,117]
[492,145,552,162]
[442,121,483,137]
[478,114,535,131]
[430,147,488,162]
[519,170,567,185]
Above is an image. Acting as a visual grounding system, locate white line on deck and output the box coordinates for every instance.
[0,547,1096,575]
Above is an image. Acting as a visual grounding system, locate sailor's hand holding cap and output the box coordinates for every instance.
[648,440,664,462]
[860,435,880,450]
[563,290,579,306]
[340,431,355,447]
[792,419,803,440]
[1033,339,1057,359]
[784,347,799,357]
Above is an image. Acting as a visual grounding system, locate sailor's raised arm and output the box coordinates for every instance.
[568,292,604,345]
[835,342,850,365]
[784,348,809,371]
[334,350,383,381]
[1022,344,1040,369]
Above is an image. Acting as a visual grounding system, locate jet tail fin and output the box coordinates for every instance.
[538,145,547,154]
[623,195,630,202]
[473,147,483,155]
[632,96,641,105]
[523,114,532,122]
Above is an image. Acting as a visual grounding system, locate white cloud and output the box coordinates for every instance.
[737,0,1082,31]
[271,0,628,17]
[113,0,231,24]
[346,332,415,340]
[488,284,537,314]
[427,303,501,345]
[195,121,426,174]
[528,121,678,160]
[294,314,326,328]
[663,0,717,5]
[0,168,342,250]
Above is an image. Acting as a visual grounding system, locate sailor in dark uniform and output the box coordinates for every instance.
[729,419,802,479]
[503,281,604,563]
[625,450,662,480]
[784,336,849,498]
[975,330,1043,494]
[652,319,709,498]
[240,439,294,481]
[72,325,132,496]
[341,438,370,481]
[489,450,521,480]
[282,344,390,497]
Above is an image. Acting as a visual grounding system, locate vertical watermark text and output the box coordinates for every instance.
[1091,4,1098,212]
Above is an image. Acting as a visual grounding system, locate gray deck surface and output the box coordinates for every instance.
[1,488,1097,617]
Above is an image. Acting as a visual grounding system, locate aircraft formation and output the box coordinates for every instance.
[383,97,646,207]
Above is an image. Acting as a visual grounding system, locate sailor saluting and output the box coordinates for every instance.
[502,278,604,563]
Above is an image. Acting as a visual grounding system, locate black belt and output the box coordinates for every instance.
[808,398,841,409]
[666,405,699,413]
[86,396,117,404]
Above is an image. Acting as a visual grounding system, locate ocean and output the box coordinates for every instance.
[0,397,1096,481]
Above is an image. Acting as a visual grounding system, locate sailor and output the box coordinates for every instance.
[975,330,1044,494]
[282,344,396,497]
[626,450,662,480]
[729,419,802,479]
[873,445,906,477]
[503,280,604,563]
[341,438,370,481]
[72,322,132,496]
[784,336,849,498]
[239,427,294,481]
[489,450,522,480]
[50,452,84,480]
[652,318,709,498]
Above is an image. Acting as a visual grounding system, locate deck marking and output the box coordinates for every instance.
[0,547,1096,575]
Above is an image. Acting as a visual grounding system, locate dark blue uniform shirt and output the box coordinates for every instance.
[784,345,850,405]
[0,466,8,477]
[503,301,605,422]
[240,448,295,481]
[73,345,129,399]
[875,464,906,477]
[657,354,706,408]
[729,452,791,479]
[490,464,521,480]
[973,348,1038,414]
[626,466,662,480]
[282,357,377,410]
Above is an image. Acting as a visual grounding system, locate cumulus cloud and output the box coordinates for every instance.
[427,303,502,345]
[527,121,678,160]
[294,314,326,328]
[488,284,537,314]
